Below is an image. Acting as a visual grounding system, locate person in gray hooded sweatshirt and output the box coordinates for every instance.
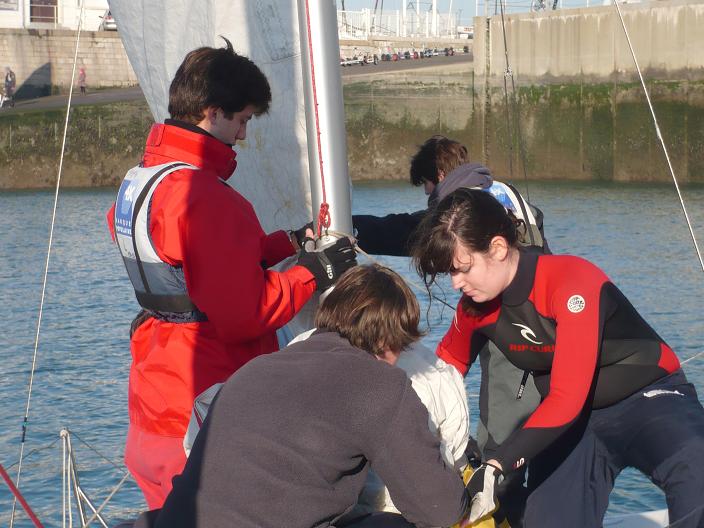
[353,135,548,526]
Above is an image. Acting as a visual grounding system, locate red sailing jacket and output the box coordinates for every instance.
[107,122,316,436]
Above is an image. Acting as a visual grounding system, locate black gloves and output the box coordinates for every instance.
[465,436,482,467]
[296,237,357,291]
[466,463,504,523]
[289,222,314,248]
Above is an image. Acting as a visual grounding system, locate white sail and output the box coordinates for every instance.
[108,0,313,233]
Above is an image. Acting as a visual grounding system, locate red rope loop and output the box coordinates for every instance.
[317,202,331,237]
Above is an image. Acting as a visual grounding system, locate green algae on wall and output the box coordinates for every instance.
[344,77,704,184]
[0,100,152,190]
[1,76,703,190]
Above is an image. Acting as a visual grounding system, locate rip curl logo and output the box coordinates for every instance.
[567,295,586,313]
[643,389,684,399]
[325,264,334,279]
[512,323,542,345]
[513,457,525,470]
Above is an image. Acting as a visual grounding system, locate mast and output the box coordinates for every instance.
[296,0,354,242]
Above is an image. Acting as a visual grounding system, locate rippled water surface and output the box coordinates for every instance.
[1,181,703,526]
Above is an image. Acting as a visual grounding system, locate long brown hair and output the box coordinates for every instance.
[411,188,519,314]
[315,264,422,356]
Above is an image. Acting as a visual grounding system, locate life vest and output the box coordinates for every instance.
[114,161,207,321]
[485,182,545,250]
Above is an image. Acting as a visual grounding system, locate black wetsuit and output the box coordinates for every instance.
[439,250,704,527]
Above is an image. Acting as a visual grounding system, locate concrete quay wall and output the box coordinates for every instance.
[0,28,137,98]
[0,27,469,99]
[473,0,704,84]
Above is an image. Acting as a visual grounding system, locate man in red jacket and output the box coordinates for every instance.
[107,39,356,508]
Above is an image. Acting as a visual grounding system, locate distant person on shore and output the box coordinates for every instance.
[106,38,356,509]
[411,188,704,527]
[78,67,87,95]
[4,66,16,107]
[352,135,547,525]
[134,264,470,528]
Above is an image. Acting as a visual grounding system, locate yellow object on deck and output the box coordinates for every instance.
[451,466,507,528]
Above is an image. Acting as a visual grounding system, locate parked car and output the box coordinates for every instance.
[364,54,379,65]
[463,45,470,53]
[340,56,364,66]
[99,9,117,31]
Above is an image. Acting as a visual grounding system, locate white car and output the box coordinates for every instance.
[99,10,117,31]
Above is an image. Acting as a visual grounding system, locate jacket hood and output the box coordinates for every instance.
[143,123,238,181]
[428,163,493,207]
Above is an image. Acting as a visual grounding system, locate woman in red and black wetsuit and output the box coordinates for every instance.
[412,188,704,528]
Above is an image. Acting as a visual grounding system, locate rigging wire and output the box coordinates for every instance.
[498,0,515,179]
[611,0,704,274]
[10,2,86,526]
[497,0,532,201]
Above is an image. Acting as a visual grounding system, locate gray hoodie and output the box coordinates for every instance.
[428,163,493,207]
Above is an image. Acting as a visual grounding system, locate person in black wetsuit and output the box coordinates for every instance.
[411,188,704,527]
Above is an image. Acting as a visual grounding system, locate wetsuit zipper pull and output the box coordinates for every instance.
[516,370,530,400]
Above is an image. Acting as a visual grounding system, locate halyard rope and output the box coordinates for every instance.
[10,2,86,526]
[303,0,332,237]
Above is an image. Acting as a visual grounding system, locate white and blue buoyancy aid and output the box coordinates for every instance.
[485,181,546,249]
[115,162,207,321]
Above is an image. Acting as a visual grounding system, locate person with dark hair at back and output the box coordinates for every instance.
[106,39,356,509]
[131,264,470,528]
[411,189,704,527]
[353,135,546,526]
[353,135,547,257]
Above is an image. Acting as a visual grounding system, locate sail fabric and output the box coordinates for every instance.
[108,0,313,234]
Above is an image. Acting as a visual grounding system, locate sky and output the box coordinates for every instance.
[339,0,478,25]
[338,0,594,25]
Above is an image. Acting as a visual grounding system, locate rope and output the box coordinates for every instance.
[68,430,130,471]
[59,429,133,527]
[82,472,131,528]
[611,0,704,274]
[498,8,514,180]
[681,349,704,367]
[0,463,44,527]
[497,0,532,201]
[10,3,85,525]
[4,439,60,471]
[302,0,331,237]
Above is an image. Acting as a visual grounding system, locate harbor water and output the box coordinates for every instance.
[1,180,703,526]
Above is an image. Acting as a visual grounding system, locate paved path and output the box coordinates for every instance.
[0,86,145,115]
[0,53,472,115]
